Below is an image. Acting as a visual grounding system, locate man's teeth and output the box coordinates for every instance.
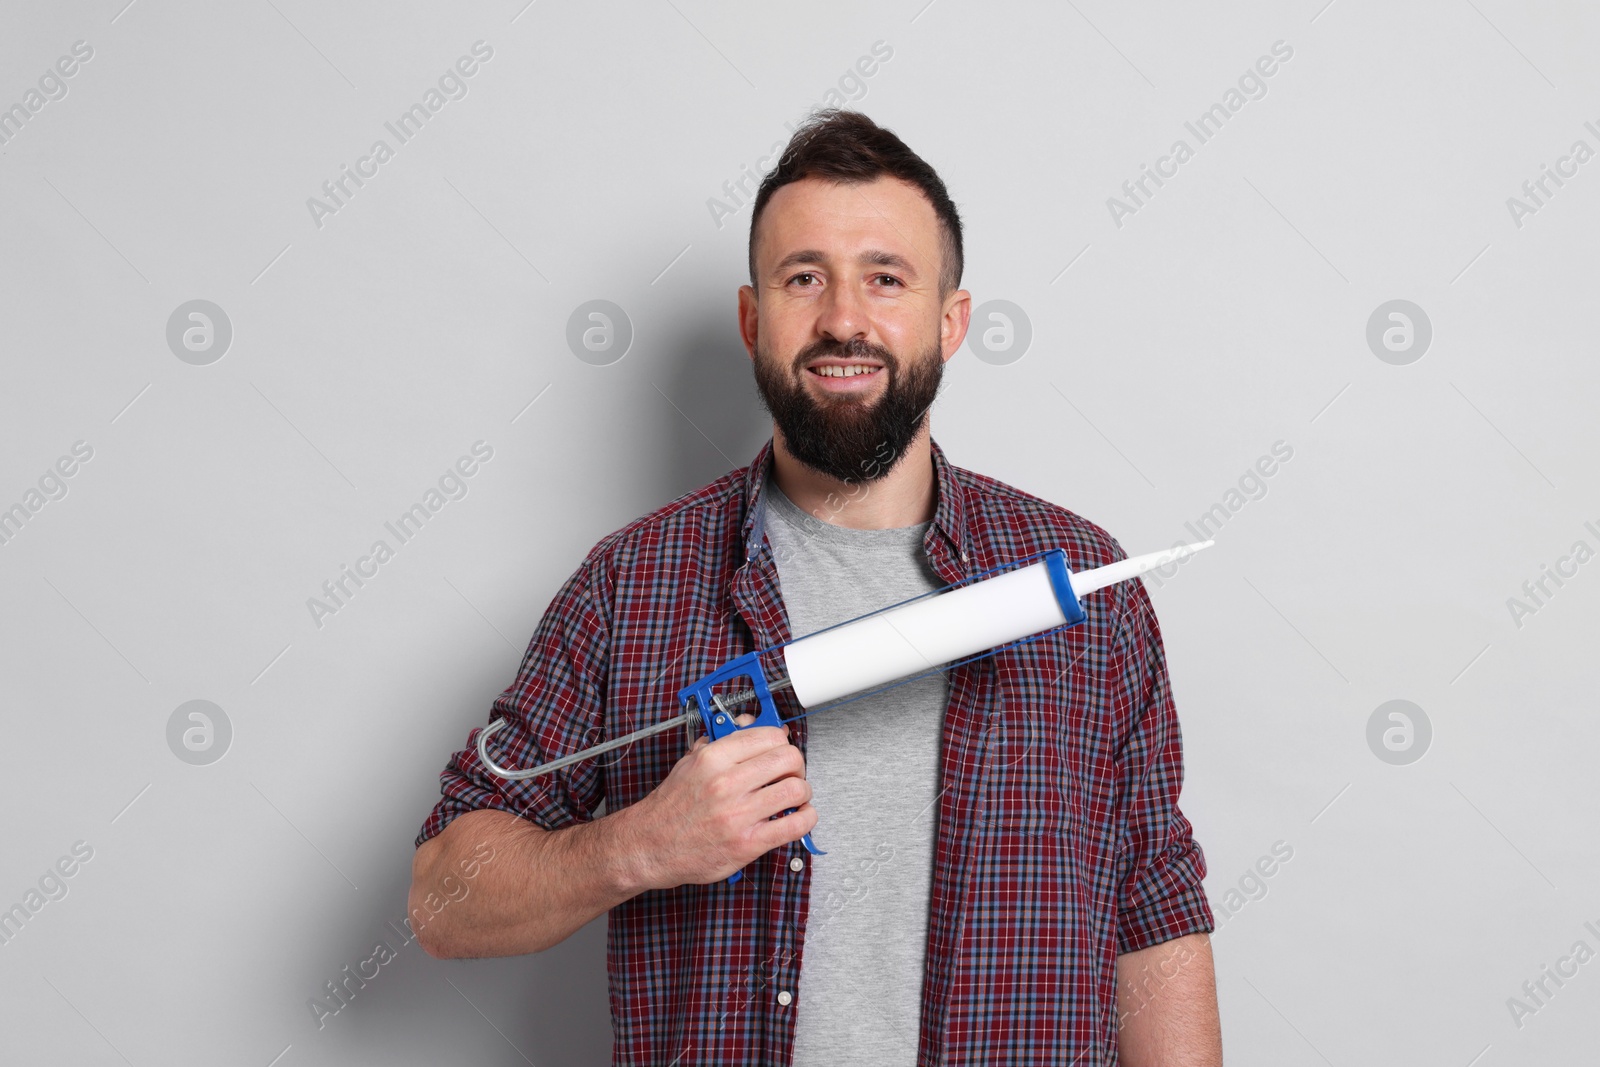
[812,365,880,378]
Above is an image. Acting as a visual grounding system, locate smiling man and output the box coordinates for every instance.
[410,108,1220,1066]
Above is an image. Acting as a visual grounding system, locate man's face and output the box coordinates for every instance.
[738,175,970,485]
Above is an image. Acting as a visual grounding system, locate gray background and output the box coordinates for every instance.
[1,0,1595,1064]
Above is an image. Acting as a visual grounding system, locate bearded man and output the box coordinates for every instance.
[410,108,1222,1067]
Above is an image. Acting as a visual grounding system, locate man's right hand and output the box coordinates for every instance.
[620,715,816,889]
[411,714,815,959]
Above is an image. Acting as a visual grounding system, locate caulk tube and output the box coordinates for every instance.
[780,542,1212,708]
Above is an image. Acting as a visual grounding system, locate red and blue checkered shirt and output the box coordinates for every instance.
[416,435,1213,1065]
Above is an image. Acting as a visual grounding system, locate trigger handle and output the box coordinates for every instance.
[676,651,823,885]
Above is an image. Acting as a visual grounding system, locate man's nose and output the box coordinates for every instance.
[814,280,868,343]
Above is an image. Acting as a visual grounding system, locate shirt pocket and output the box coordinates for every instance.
[980,700,1085,836]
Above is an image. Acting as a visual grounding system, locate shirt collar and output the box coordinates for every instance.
[739,436,969,563]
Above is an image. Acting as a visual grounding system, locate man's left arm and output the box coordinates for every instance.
[1107,572,1222,1066]
[1117,932,1221,1065]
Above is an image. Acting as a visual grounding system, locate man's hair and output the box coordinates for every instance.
[748,109,964,299]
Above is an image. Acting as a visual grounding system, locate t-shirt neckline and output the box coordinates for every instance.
[763,478,931,547]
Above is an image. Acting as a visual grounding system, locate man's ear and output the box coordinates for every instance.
[737,284,759,360]
[940,288,973,362]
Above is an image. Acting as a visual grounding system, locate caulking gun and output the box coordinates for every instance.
[478,539,1214,884]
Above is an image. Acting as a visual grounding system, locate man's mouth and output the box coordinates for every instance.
[805,362,885,393]
[808,364,883,379]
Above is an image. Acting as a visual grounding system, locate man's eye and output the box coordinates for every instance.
[875,275,902,287]
[789,272,819,286]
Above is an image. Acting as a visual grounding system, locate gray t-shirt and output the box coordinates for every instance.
[761,480,947,1065]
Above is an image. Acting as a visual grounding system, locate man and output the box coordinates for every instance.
[410,108,1222,1065]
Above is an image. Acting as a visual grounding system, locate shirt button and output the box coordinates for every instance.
[789,857,804,872]
[777,990,793,1006]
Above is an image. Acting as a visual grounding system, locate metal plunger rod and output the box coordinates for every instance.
[476,677,792,781]
[478,710,695,780]
[713,675,794,712]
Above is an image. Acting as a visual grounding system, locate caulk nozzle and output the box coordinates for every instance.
[1070,539,1215,597]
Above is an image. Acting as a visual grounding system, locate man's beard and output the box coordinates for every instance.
[752,335,943,485]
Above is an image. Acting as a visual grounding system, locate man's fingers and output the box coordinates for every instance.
[757,802,820,852]
[715,724,793,757]
[732,713,792,738]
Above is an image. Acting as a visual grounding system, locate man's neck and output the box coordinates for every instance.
[768,427,937,531]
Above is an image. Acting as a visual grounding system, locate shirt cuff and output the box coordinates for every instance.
[1116,839,1216,955]
[414,744,589,849]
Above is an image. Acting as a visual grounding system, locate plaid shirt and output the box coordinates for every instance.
[416,436,1213,1065]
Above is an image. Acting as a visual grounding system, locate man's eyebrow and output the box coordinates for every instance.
[769,248,921,279]
[860,249,919,277]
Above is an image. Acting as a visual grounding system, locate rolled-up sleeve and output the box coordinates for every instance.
[414,548,612,848]
[1108,570,1214,955]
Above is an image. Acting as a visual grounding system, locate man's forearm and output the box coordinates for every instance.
[410,806,654,959]
[1116,931,1222,1066]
